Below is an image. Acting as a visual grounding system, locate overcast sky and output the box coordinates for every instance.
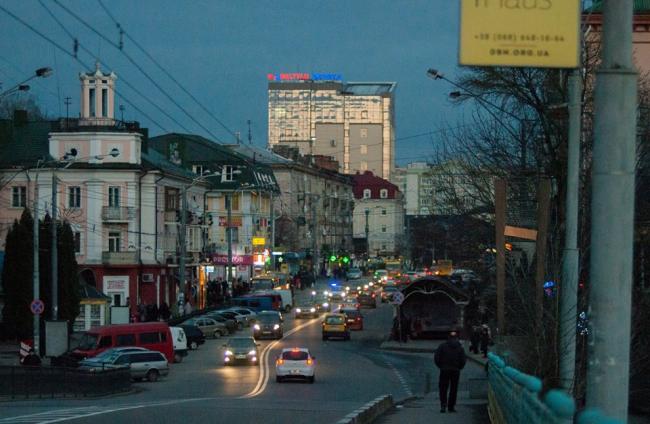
[0,0,465,165]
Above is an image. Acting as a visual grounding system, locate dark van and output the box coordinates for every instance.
[72,322,174,363]
[232,296,274,312]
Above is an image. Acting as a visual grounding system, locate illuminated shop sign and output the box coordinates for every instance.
[267,73,343,82]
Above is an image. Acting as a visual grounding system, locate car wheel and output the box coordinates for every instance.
[190,341,198,350]
[308,375,315,384]
[213,330,221,339]
[285,305,292,313]
[236,322,243,331]
[276,376,283,383]
[174,353,183,363]
[146,370,159,382]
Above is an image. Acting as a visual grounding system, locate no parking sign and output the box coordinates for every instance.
[30,299,44,315]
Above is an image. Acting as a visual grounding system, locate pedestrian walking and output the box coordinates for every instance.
[480,325,492,358]
[434,331,466,413]
[470,325,481,354]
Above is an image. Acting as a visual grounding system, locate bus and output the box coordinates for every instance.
[385,259,403,279]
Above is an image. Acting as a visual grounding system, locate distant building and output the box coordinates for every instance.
[352,171,404,257]
[392,162,434,216]
[267,78,396,180]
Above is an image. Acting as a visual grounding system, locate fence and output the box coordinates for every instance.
[0,365,131,399]
[487,353,622,424]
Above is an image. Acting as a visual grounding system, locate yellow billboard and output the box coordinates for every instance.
[252,237,266,246]
[459,0,581,68]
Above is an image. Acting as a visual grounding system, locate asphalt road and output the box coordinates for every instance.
[0,278,487,424]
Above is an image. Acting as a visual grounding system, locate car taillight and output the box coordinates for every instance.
[276,358,284,365]
[372,294,376,298]
[356,317,361,321]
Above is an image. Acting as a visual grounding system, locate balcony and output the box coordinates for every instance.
[101,251,138,265]
[102,206,136,222]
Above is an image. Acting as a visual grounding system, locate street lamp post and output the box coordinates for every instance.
[0,67,53,99]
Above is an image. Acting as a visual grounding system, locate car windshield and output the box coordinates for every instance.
[342,310,360,318]
[281,351,308,360]
[228,338,255,348]
[325,316,345,325]
[257,315,279,323]
[252,279,274,290]
[298,302,314,307]
[77,333,99,350]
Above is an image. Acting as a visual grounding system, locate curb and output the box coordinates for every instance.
[379,345,437,354]
[335,394,394,424]
[466,354,488,368]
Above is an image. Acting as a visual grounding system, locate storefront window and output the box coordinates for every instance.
[90,304,102,328]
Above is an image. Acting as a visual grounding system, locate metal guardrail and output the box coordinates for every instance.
[487,353,623,424]
[0,365,131,399]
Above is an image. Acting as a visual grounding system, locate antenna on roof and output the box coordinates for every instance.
[247,119,252,144]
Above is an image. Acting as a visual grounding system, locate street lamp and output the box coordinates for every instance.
[0,67,53,98]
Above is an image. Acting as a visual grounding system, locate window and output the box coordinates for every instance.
[116,334,136,346]
[363,189,371,199]
[73,232,81,253]
[89,88,96,116]
[230,194,240,211]
[330,139,337,147]
[192,165,204,175]
[98,336,112,348]
[90,305,102,329]
[360,144,368,155]
[11,186,26,207]
[230,227,239,243]
[360,161,368,171]
[165,188,178,211]
[108,232,121,252]
[380,189,388,199]
[382,209,387,215]
[140,332,161,344]
[69,186,81,208]
[360,128,368,138]
[382,226,387,233]
[101,88,108,117]
[108,186,120,207]
[222,165,234,182]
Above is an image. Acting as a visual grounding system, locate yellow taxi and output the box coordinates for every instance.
[322,313,350,341]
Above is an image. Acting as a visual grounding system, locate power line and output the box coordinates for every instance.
[96,0,238,140]
[51,0,224,142]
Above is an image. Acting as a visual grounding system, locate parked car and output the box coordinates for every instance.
[226,307,257,323]
[78,350,169,382]
[183,317,228,339]
[203,312,237,334]
[222,337,260,366]
[253,312,283,339]
[72,322,174,363]
[275,348,316,383]
[179,325,205,350]
[170,327,188,363]
[78,346,148,368]
[215,310,247,329]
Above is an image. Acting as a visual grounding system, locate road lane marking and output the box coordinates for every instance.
[382,354,414,397]
[240,316,322,399]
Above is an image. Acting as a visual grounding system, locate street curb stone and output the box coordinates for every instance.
[335,394,394,424]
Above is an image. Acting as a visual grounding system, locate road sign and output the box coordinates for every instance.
[391,291,404,305]
[459,0,581,68]
[30,299,44,315]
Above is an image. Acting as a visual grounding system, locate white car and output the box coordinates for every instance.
[275,348,316,383]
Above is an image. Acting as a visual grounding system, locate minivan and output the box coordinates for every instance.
[72,322,174,363]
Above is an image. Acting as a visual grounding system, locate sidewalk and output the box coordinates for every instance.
[0,341,20,366]
[375,392,490,424]
[379,339,489,367]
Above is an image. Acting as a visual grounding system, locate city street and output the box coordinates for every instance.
[0,279,487,423]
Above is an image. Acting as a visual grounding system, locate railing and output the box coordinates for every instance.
[0,365,131,399]
[102,206,136,221]
[487,353,623,424]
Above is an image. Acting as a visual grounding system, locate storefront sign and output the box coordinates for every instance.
[105,277,127,291]
[218,216,242,227]
[459,0,580,68]
[267,72,343,82]
[252,237,266,246]
[211,254,254,265]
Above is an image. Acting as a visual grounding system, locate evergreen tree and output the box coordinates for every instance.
[1,209,34,340]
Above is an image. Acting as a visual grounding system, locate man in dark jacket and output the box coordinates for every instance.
[434,331,466,413]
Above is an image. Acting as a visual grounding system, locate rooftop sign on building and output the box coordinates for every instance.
[267,72,343,81]
[459,0,581,68]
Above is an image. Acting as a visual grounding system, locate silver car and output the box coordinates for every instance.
[79,350,169,382]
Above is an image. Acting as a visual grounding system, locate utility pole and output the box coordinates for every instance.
[247,119,252,145]
[51,174,58,320]
[179,185,187,311]
[226,193,233,286]
[32,171,40,355]
[365,208,370,257]
[64,97,71,123]
[534,179,551,326]
[586,0,637,420]
[270,191,275,270]
[559,70,582,392]
[495,179,506,334]
[312,195,319,276]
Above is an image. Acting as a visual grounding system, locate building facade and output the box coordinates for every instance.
[352,171,404,257]
[267,78,396,180]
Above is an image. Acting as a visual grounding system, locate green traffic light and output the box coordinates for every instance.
[342,256,350,264]
[329,255,337,262]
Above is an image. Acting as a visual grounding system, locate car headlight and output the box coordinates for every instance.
[225,350,233,356]
[273,324,280,330]
[323,291,329,296]
[248,350,256,356]
[254,324,260,330]
[322,302,329,308]
[310,308,316,313]
[296,308,302,313]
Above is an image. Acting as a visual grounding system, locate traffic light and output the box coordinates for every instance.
[329,255,337,262]
[342,256,350,264]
